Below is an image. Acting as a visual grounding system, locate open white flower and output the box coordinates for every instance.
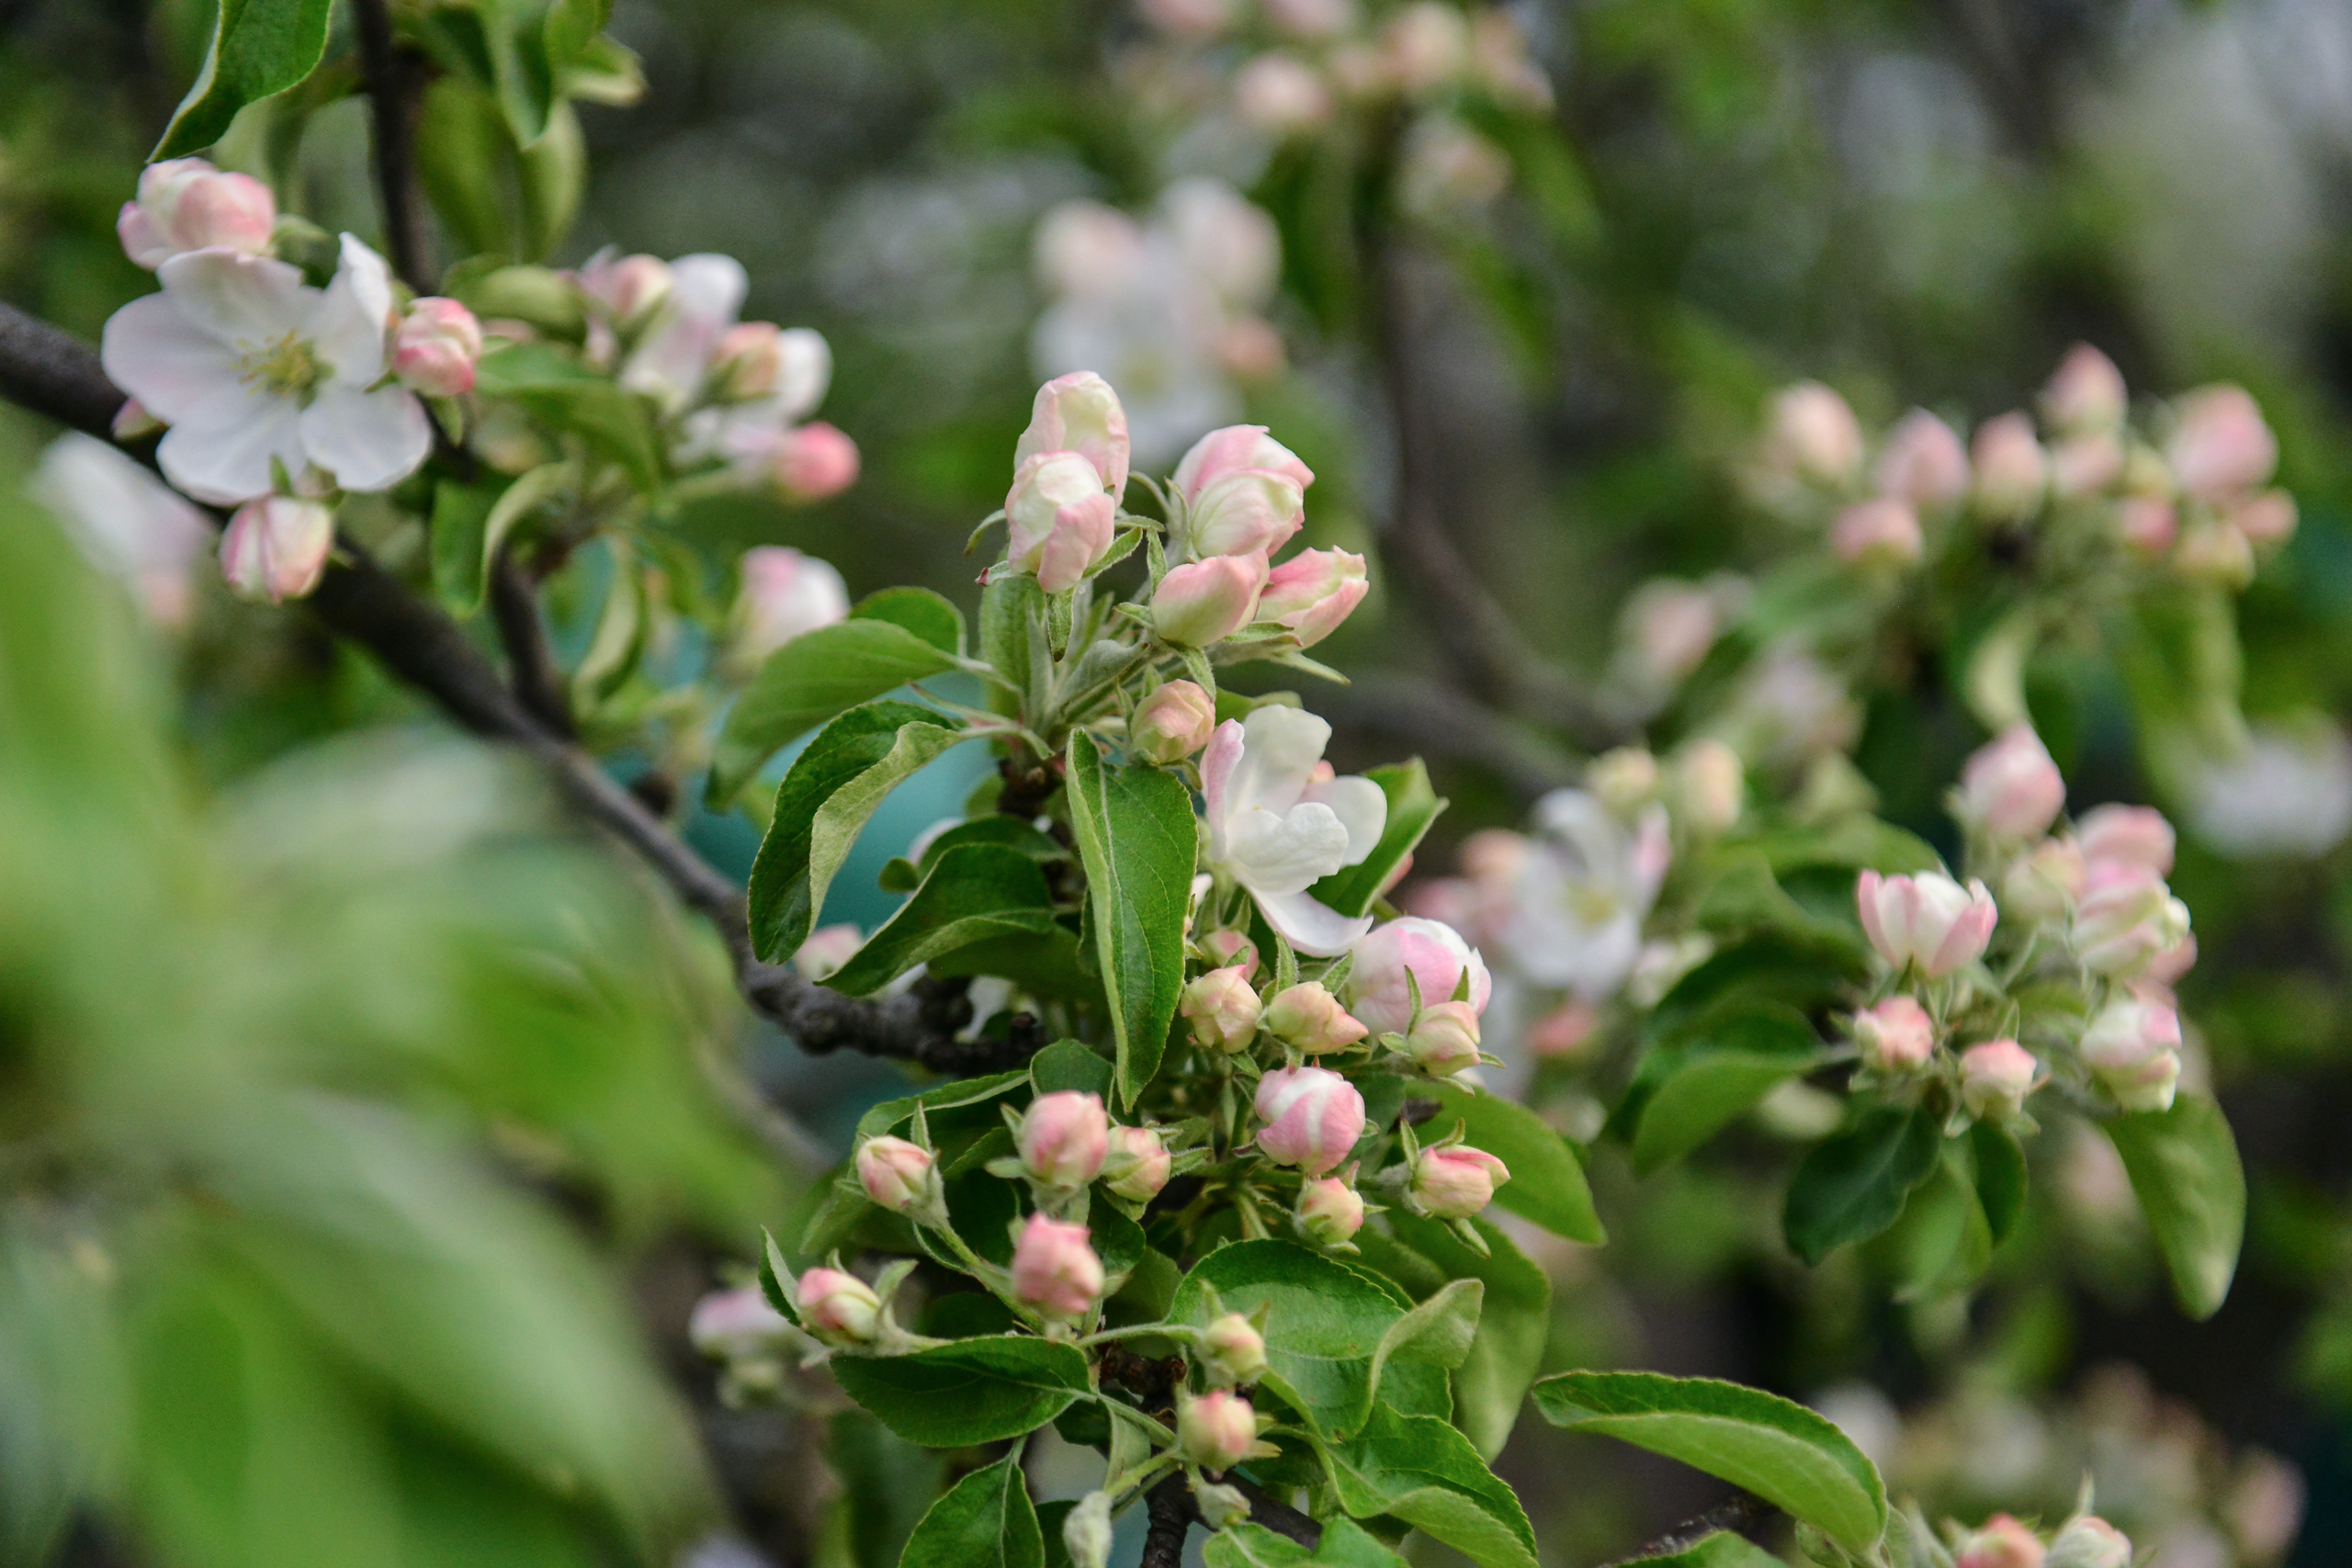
[1501,789,1671,1000]
[627,253,833,468]
[99,234,430,505]
[1202,707,1386,954]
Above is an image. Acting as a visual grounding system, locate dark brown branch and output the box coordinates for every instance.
[1226,1478,1320,1548]
[1140,1475,1193,1568]
[489,548,577,737]
[1600,1493,1774,1567]
[0,299,1017,1076]
[352,0,433,292]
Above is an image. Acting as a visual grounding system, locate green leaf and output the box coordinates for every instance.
[473,343,662,494]
[1870,1153,1991,1302]
[978,574,1042,719]
[712,621,964,802]
[429,466,569,616]
[896,1451,1043,1568]
[1736,819,1941,877]
[830,1336,1089,1449]
[1063,731,1197,1106]
[1529,1371,1886,1554]
[1630,1007,1826,1175]
[1969,1120,2028,1249]
[882,817,1063,892]
[1363,1279,1482,1427]
[823,845,1058,997]
[1413,1085,1604,1244]
[856,1072,1033,1140]
[1029,1039,1114,1100]
[826,1412,944,1568]
[745,703,960,963]
[1311,1404,1538,1568]
[1618,1533,1784,1568]
[1647,934,1867,1042]
[155,0,334,158]
[853,586,966,657]
[1364,1214,1552,1461]
[1782,1105,1943,1265]
[2105,1094,2245,1320]
[1203,1519,1411,1568]
[1309,761,1446,919]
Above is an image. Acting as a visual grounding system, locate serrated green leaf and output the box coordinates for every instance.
[2105,1093,2245,1320]
[855,1072,1033,1140]
[473,342,661,494]
[824,845,1058,997]
[1310,1403,1538,1568]
[853,586,966,657]
[896,1450,1043,1568]
[1870,1152,1991,1302]
[1530,1371,1886,1554]
[1203,1519,1411,1568]
[155,0,334,158]
[1029,1039,1114,1099]
[1413,1085,1603,1244]
[1360,1214,1552,1461]
[712,622,964,802]
[1782,1104,1943,1265]
[832,1336,1090,1449]
[1362,1279,1481,1427]
[429,466,569,616]
[1063,731,1195,1106]
[1969,1120,2027,1249]
[1631,1007,1826,1175]
[1310,761,1446,919]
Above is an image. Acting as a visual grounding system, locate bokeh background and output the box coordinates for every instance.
[4,0,2352,1564]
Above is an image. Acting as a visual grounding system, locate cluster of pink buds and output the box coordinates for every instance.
[1146,421,1367,650]
[1953,1511,2133,1568]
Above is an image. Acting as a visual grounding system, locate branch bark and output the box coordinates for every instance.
[352,0,433,292]
[0,298,1013,1076]
[1139,1475,1193,1568]
[1600,1492,1774,1567]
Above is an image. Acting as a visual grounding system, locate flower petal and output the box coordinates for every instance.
[158,385,305,505]
[1229,802,1350,897]
[300,383,431,492]
[309,233,395,385]
[100,293,243,423]
[155,249,312,348]
[1227,705,1330,818]
[623,253,746,407]
[1255,889,1375,958]
[1301,774,1386,867]
[1200,718,1246,858]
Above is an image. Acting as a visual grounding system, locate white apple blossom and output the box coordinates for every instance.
[99,234,431,506]
[2188,722,2352,859]
[1202,706,1387,954]
[619,253,835,472]
[1500,789,1672,1000]
[33,434,210,626]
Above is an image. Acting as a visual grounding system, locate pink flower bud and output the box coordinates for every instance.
[2081,998,2182,1113]
[1346,917,1492,1036]
[1218,317,1288,382]
[2045,1517,2131,1568]
[220,496,334,603]
[1152,552,1268,645]
[1383,2,1469,93]
[1856,870,1997,978]
[1971,412,2047,522]
[2174,520,2256,588]
[791,923,864,981]
[1831,498,1923,568]
[1018,1090,1111,1188]
[689,1283,795,1361]
[2041,344,2128,434]
[1763,382,1864,486]
[2143,931,2198,990]
[1404,999,1483,1076]
[1410,1143,1510,1219]
[2050,433,2124,499]
[2167,385,2276,502]
[1267,0,1356,39]
[1199,1313,1268,1385]
[578,252,674,324]
[1139,0,1236,37]
[1182,964,1263,1052]
[2231,489,2298,547]
[2116,495,2178,555]
[1956,1514,2047,1568]
[855,1135,936,1213]
[1958,1039,2040,1121]
[1959,726,2066,840]
[1854,995,1935,1072]
[1874,410,1970,509]
[1530,1000,1599,1059]
[1102,1124,1171,1202]
[1297,1172,1365,1243]
[1011,1213,1103,1318]
[1236,53,1334,133]
[1183,468,1306,558]
[2077,804,2175,875]
[1132,680,1216,763]
[775,422,861,502]
[1253,1065,1366,1174]
[1254,547,1369,648]
[733,546,850,664]
[1263,982,1369,1054]
[2001,837,2086,922]
[119,158,277,268]
[1006,451,1117,593]
[2074,863,2191,977]
[1017,372,1130,501]
[1178,1388,1262,1471]
[713,321,784,399]
[1672,739,1747,835]
[1198,930,1260,978]
[1174,424,1315,502]
[392,298,483,397]
[795,1266,881,1344]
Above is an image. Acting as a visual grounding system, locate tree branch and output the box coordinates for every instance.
[1600,1493,1775,1567]
[0,298,1018,1077]
[352,0,433,292]
[1140,1475,1193,1568]
[489,547,578,737]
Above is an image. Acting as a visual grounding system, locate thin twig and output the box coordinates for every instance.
[489,547,578,738]
[1600,1493,1774,1567]
[352,0,433,292]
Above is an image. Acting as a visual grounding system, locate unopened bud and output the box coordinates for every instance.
[119,158,276,269]
[1831,497,1923,568]
[794,1267,881,1346]
[734,546,850,664]
[1178,1389,1263,1472]
[1589,747,1660,815]
[1017,1091,1111,1188]
[2116,495,2177,555]
[1253,547,1368,648]
[774,422,860,502]
[1198,929,1260,978]
[1971,412,2047,522]
[1955,1513,2046,1568]
[1132,680,1216,763]
[1763,382,1864,487]
[1404,999,1482,1076]
[1875,409,1971,509]
[2077,804,2175,875]
[1153,552,1269,645]
[1199,1313,1268,1386]
[1958,1040,2039,1122]
[2041,344,2128,435]
[2075,864,2191,977]
[1262,982,1367,1054]
[1186,468,1305,559]
[1958,725,2066,840]
[2001,837,2086,922]
[1011,1213,1103,1318]
[1006,450,1117,594]
[2167,385,2275,502]
[1102,1124,1172,1202]
[392,298,483,398]
[580,252,673,324]
[855,1135,936,1214]
[2080,998,2183,1113]
[1018,371,1131,501]
[2045,1517,2131,1568]
[2232,489,2298,547]
[1410,1144,1510,1219]
[1182,964,1263,1052]
[1253,1066,1366,1175]
[1854,995,1934,1072]
[1297,1171,1365,1244]
[1672,738,1746,835]
[220,495,334,604]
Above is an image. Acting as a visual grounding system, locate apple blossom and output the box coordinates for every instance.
[1970,412,2046,522]
[1201,707,1385,953]
[220,495,334,604]
[1262,982,1368,1054]
[773,422,861,502]
[855,1135,937,1213]
[392,298,484,398]
[2044,1517,2131,1568]
[2080,998,2183,1112]
[795,1267,881,1345]
[1958,725,2066,840]
[1184,468,1305,559]
[1762,381,1864,487]
[1015,370,1131,501]
[1131,679,1216,763]
[1347,916,1492,1035]
[1410,1144,1510,1219]
[1252,1065,1365,1174]
[732,547,850,665]
[1177,1389,1262,1471]
[1006,450,1118,593]
[2041,344,2128,434]
[1673,739,1747,835]
[1197,929,1260,977]
[1873,409,1971,508]
[688,1283,796,1363]
[1017,1091,1111,1188]
[33,434,209,626]
[1182,964,1263,1051]
[1499,790,1672,1000]
[2188,723,2352,859]
[1102,1125,1171,1202]
[1404,999,1482,1076]
[575,249,674,327]
[1254,547,1369,647]
[1854,995,1935,1072]
[1958,1040,2040,1121]
[1162,178,1283,312]
[2167,385,2276,502]
[102,234,432,504]
[1198,1313,1267,1386]
[1152,552,1266,644]
[1856,870,1997,977]
[1011,1214,1103,1318]
[1831,497,1923,567]
[2077,804,2175,875]
[118,158,276,269]
[1174,423,1316,501]
[1297,1171,1365,1243]
[2001,837,2087,922]
[1955,1514,2046,1568]
[1236,52,1333,133]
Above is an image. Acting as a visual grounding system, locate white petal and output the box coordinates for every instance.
[100,294,243,422]
[155,249,313,347]
[773,327,831,422]
[1302,774,1386,867]
[309,234,395,385]
[1254,890,1374,958]
[623,254,748,407]
[1227,705,1331,818]
[300,383,431,492]
[158,385,306,504]
[1228,802,1350,897]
